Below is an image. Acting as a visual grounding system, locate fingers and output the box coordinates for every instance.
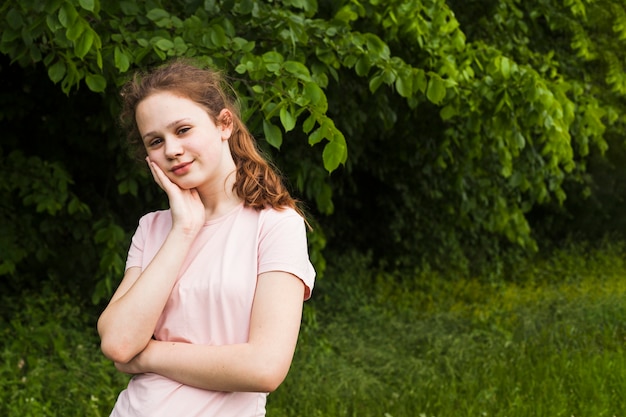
[145,158,206,232]
[146,157,169,191]
[146,157,185,198]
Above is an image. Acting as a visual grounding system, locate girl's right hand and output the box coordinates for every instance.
[146,157,205,237]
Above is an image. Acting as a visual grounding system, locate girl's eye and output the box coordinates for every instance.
[148,137,163,147]
[177,127,190,135]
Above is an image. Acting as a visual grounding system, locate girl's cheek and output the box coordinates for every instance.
[146,150,160,163]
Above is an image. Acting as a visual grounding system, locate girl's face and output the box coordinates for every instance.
[135,91,233,191]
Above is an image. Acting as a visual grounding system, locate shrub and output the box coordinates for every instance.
[0,286,128,417]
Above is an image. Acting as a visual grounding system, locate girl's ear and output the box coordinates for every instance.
[218,109,233,140]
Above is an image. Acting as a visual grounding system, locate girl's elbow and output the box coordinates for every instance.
[254,375,283,393]
[100,337,139,364]
[98,321,145,363]
[254,361,291,393]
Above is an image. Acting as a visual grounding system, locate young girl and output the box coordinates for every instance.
[97,59,316,417]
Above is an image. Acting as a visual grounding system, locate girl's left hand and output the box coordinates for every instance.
[114,340,156,375]
[115,358,144,375]
[146,157,205,237]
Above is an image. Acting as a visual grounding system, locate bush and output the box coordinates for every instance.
[268,243,626,416]
[0,286,128,417]
[2,241,625,416]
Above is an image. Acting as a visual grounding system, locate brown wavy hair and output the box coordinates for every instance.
[119,58,301,214]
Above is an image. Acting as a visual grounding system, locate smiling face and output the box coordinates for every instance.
[135,91,234,192]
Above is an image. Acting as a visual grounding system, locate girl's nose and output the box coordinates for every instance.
[164,138,183,158]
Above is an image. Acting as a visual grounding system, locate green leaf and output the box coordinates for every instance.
[303,82,324,107]
[78,0,95,12]
[114,46,130,72]
[355,55,371,76]
[343,54,358,68]
[369,73,384,93]
[48,60,66,83]
[43,0,64,14]
[210,25,227,47]
[117,178,138,196]
[365,33,389,58]
[241,39,255,52]
[262,51,284,64]
[46,14,63,31]
[302,114,316,134]
[284,61,311,81]
[172,37,188,54]
[6,8,24,30]
[382,67,395,84]
[315,46,338,66]
[85,73,106,92]
[235,0,254,14]
[308,126,325,145]
[335,5,358,23]
[500,56,511,79]
[414,69,427,93]
[280,106,296,132]
[265,62,281,73]
[147,8,170,21]
[74,29,94,58]
[230,37,249,51]
[322,131,347,172]
[283,0,316,11]
[395,73,412,98]
[251,85,264,93]
[263,119,283,149]
[29,45,42,63]
[58,3,78,28]
[154,38,174,51]
[119,1,140,15]
[440,104,457,120]
[66,18,86,41]
[426,75,446,105]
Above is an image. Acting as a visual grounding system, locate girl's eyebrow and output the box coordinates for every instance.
[142,118,191,140]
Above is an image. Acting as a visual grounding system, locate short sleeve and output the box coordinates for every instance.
[125,210,171,272]
[258,208,316,300]
[125,218,146,271]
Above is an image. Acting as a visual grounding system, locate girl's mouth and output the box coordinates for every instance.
[171,161,192,175]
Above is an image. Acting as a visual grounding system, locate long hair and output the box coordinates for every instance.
[119,59,301,213]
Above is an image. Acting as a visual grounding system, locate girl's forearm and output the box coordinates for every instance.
[98,229,196,363]
[118,272,306,392]
[127,339,292,393]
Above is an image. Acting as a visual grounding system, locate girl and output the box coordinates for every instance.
[97,59,315,417]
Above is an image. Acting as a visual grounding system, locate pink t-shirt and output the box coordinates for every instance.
[109,203,315,417]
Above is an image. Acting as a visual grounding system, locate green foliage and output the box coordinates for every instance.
[0,287,128,416]
[268,243,626,416]
[2,243,625,416]
[318,0,626,270]
[0,149,96,289]
[2,0,626,298]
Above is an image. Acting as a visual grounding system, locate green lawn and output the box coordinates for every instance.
[269,242,626,417]
[1,241,625,416]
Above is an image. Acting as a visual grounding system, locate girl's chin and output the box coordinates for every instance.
[168,178,197,190]
[175,183,197,190]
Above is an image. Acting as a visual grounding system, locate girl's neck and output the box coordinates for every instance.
[198,170,242,221]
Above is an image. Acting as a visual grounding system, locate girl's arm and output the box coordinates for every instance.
[97,159,206,363]
[97,227,197,364]
[114,270,306,393]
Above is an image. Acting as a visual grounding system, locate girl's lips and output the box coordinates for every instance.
[171,161,192,175]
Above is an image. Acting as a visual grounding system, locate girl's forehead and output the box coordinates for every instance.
[143,90,191,104]
[138,92,204,115]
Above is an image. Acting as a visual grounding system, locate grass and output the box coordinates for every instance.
[0,287,129,417]
[268,242,626,416]
[1,241,625,416]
